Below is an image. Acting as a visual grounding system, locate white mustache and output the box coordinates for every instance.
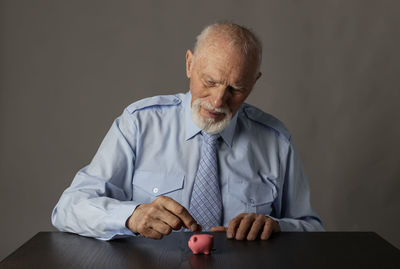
[199,101,229,114]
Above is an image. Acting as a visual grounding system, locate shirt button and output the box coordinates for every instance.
[153,187,159,194]
[249,199,255,204]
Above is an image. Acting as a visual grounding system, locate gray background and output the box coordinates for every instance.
[1,0,399,260]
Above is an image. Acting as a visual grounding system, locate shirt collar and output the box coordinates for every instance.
[184,91,238,148]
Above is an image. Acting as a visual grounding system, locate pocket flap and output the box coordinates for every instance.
[133,171,185,196]
[228,171,277,206]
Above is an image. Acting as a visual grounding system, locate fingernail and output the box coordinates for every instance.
[190,224,198,231]
[227,232,233,239]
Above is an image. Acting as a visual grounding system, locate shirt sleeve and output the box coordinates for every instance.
[272,139,324,232]
[51,109,139,240]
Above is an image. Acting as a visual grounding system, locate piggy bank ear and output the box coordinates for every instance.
[193,236,197,242]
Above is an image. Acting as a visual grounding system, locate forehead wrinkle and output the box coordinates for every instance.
[201,59,248,86]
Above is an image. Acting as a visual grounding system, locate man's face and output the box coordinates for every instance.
[186,42,261,133]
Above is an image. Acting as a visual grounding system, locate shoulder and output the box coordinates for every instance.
[241,103,291,141]
[125,93,184,114]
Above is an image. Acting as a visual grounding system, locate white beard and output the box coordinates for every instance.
[191,99,232,134]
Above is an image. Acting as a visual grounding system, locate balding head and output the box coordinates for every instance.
[193,23,262,74]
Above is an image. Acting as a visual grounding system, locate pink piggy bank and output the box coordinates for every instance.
[188,234,214,255]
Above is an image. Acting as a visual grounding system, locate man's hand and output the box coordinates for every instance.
[210,213,280,240]
[126,196,201,239]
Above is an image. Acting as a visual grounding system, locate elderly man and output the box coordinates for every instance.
[52,23,323,241]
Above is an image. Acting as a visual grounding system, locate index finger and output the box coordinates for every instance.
[157,196,201,232]
[210,226,227,232]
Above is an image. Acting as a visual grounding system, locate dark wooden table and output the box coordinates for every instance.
[1,232,399,268]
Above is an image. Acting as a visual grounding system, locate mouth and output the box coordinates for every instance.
[200,107,225,120]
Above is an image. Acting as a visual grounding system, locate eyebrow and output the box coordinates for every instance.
[231,84,245,90]
[203,74,218,82]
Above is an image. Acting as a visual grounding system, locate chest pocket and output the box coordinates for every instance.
[228,171,277,214]
[132,171,185,204]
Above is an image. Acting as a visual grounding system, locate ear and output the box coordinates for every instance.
[186,49,194,78]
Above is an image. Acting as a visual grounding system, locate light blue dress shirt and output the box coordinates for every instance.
[52,91,323,240]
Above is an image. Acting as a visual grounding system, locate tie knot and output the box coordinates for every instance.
[202,131,220,145]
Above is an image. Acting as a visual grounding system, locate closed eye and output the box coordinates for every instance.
[229,86,245,94]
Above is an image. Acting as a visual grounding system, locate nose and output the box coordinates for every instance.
[210,86,229,108]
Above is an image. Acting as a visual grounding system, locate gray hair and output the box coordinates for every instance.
[193,22,262,71]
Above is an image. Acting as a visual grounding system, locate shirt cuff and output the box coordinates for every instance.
[105,202,140,240]
[267,215,325,232]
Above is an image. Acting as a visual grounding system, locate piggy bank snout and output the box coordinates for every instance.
[188,236,198,245]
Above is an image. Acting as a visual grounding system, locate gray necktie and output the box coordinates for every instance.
[189,131,223,231]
